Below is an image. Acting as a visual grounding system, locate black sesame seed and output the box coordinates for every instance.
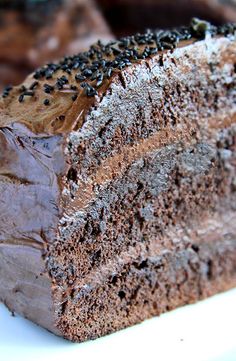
[83,69,93,77]
[2,84,13,98]
[44,84,54,94]
[75,74,86,81]
[91,70,100,81]
[12,20,235,101]
[80,82,88,88]
[118,61,126,69]
[86,85,97,97]
[96,78,103,88]
[98,59,105,69]
[59,75,68,84]
[106,67,113,78]
[79,63,86,71]
[24,91,34,97]
[61,64,69,71]
[72,62,80,70]
[97,39,103,48]
[44,99,50,106]
[45,71,53,79]
[72,94,78,101]
[55,80,64,90]
[18,94,24,103]
[29,81,39,90]
[90,64,99,72]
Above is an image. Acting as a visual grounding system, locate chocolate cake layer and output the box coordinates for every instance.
[0,20,236,342]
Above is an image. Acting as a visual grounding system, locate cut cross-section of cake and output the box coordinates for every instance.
[0,19,236,342]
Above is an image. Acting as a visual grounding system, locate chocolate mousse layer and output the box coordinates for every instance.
[0,20,236,341]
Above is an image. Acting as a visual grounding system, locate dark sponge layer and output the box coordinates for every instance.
[57,236,236,341]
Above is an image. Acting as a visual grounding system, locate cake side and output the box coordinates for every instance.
[0,244,61,335]
[49,34,236,340]
[0,126,67,333]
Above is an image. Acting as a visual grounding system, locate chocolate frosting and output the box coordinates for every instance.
[0,123,67,334]
[1,19,235,136]
[0,243,61,335]
[0,124,67,250]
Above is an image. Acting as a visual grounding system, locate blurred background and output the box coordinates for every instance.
[0,0,236,90]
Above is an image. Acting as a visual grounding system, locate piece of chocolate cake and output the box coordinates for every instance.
[0,0,113,89]
[0,19,236,342]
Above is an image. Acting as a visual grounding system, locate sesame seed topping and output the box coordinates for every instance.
[29,81,39,90]
[18,94,24,103]
[43,84,54,94]
[75,74,86,81]
[4,19,235,105]
[2,85,13,98]
[44,99,50,106]
[72,94,78,101]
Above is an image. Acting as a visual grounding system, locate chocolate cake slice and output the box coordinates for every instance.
[0,19,236,342]
[0,0,113,89]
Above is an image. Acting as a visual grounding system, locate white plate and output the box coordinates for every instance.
[1,288,236,361]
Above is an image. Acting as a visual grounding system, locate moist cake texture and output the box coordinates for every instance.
[0,19,236,341]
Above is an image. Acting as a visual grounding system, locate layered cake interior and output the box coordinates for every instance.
[0,19,236,341]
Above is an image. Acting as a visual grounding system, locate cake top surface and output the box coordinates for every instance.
[0,19,235,135]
